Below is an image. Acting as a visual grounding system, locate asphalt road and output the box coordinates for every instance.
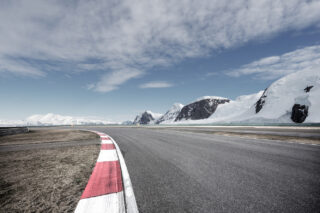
[87,127,320,213]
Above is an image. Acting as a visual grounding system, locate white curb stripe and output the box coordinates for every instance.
[97,150,118,162]
[111,138,139,213]
[75,191,125,213]
[101,139,113,144]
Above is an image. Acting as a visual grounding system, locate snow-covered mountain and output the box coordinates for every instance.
[207,91,264,122]
[122,120,133,125]
[232,68,320,123]
[175,97,230,121]
[174,69,320,124]
[0,119,26,127]
[137,69,320,125]
[133,111,163,125]
[0,113,113,127]
[164,92,264,124]
[156,103,184,124]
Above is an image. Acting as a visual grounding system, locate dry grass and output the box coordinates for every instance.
[0,145,100,213]
[0,128,100,212]
[0,129,99,146]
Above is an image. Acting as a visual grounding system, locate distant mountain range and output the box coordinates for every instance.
[0,113,114,127]
[130,69,320,125]
[2,69,319,127]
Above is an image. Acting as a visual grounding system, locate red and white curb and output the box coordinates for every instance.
[75,131,138,213]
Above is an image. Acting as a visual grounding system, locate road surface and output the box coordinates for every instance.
[84,127,320,213]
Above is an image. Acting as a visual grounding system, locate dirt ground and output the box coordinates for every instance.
[0,129,100,212]
[0,128,99,145]
[163,129,320,145]
[206,131,320,145]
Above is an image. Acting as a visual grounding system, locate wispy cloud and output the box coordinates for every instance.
[206,72,219,77]
[1,0,320,90]
[139,81,173,89]
[228,45,320,79]
[89,68,143,92]
[0,56,45,77]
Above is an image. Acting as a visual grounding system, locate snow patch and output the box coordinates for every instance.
[145,111,163,120]
[195,96,229,102]
[0,113,114,126]
[157,103,184,124]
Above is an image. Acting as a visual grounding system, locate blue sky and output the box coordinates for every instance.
[1,0,320,122]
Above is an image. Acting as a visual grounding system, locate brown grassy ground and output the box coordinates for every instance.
[0,129,100,213]
[0,129,99,145]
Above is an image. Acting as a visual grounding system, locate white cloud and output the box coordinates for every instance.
[228,45,320,79]
[206,72,219,77]
[0,56,45,77]
[91,68,143,92]
[139,81,173,89]
[1,0,320,90]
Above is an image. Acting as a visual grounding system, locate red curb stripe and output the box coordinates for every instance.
[81,161,123,199]
[101,143,116,150]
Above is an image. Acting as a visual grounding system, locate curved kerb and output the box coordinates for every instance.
[75,131,138,213]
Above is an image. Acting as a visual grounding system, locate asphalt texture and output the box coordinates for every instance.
[87,127,320,213]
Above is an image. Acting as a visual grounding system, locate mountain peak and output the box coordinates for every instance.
[133,110,162,125]
[156,103,184,124]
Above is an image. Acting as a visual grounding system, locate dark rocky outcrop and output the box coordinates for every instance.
[133,111,155,125]
[304,86,313,93]
[175,98,229,121]
[255,88,267,113]
[291,104,308,123]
